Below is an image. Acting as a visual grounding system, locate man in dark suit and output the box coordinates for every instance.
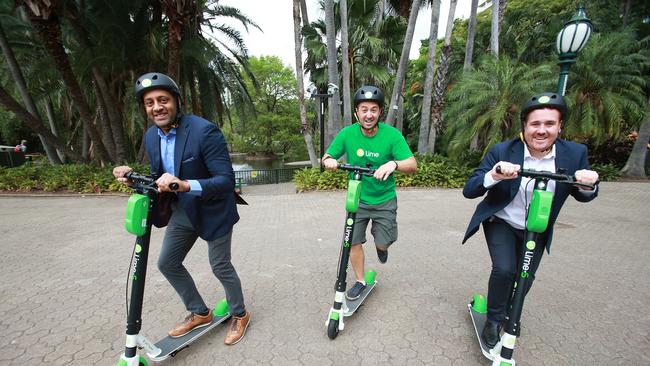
[462,92,599,348]
[113,72,250,345]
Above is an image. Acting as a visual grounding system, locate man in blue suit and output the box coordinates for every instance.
[462,92,599,348]
[113,72,250,345]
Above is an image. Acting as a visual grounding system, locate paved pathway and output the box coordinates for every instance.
[0,182,648,365]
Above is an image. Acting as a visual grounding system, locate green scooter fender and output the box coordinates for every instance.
[345,180,362,213]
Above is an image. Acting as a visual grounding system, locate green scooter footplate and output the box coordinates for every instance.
[344,281,377,316]
[468,302,495,361]
[147,313,231,361]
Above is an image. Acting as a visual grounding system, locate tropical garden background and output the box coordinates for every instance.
[0,0,648,192]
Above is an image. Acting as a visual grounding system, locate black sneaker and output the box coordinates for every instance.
[376,247,388,264]
[346,281,366,300]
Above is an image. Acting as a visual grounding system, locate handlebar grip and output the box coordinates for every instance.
[169,182,179,191]
[496,165,502,174]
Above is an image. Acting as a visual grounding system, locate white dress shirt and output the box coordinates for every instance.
[483,145,557,230]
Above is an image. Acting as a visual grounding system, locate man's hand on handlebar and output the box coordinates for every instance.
[156,173,189,193]
[322,155,339,170]
[491,162,520,181]
[574,169,599,190]
[113,165,133,184]
[374,161,398,181]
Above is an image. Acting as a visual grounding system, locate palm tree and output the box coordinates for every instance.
[444,56,554,156]
[19,0,112,163]
[620,99,649,178]
[463,0,479,72]
[324,0,342,144]
[426,0,457,153]
[0,21,61,164]
[292,0,318,167]
[417,0,441,153]
[564,31,648,144]
[490,0,499,57]
[384,0,421,126]
[340,0,352,125]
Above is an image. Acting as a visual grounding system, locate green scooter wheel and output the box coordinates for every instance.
[116,356,147,366]
[327,318,339,339]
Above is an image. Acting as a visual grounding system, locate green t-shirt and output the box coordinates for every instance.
[326,122,414,204]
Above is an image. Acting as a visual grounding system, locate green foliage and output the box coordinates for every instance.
[294,154,473,191]
[591,163,621,182]
[0,162,149,193]
[565,31,649,143]
[443,55,554,156]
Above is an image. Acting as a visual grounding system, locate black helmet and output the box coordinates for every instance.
[354,85,384,109]
[134,72,181,103]
[520,92,567,124]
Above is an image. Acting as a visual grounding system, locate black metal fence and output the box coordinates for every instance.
[234,167,303,185]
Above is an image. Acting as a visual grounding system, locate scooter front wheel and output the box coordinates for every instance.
[327,318,339,339]
[116,356,148,366]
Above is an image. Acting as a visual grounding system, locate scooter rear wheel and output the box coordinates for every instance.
[327,319,339,339]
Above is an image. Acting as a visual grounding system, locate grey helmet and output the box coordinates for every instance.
[134,72,181,105]
[354,85,384,109]
[520,92,567,126]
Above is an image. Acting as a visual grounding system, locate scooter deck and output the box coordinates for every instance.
[147,313,231,361]
[344,281,377,316]
[468,302,494,361]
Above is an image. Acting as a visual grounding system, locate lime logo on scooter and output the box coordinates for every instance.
[521,241,536,278]
[343,219,354,248]
[132,244,143,281]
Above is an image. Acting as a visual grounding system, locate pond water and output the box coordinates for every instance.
[230,154,309,171]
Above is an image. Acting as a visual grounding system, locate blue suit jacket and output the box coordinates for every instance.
[462,138,598,253]
[145,114,239,241]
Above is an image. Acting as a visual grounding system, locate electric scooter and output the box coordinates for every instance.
[326,164,378,340]
[116,172,231,365]
[469,167,596,365]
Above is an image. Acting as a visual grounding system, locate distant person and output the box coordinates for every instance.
[113,72,250,345]
[321,85,417,301]
[461,92,599,349]
[14,140,27,152]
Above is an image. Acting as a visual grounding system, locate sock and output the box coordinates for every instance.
[235,311,246,318]
[357,280,366,286]
[197,310,210,317]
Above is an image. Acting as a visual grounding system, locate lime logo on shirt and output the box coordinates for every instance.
[356,148,379,158]
[356,148,364,157]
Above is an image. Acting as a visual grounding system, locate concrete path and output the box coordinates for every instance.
[0,182,648,365]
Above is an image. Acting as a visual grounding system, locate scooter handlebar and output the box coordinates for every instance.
[495,166,597,189]
[338,164,376,176]
[125,172,179,191]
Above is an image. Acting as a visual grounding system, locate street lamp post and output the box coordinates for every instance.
[556,5,593,96]
[308,83,337,172]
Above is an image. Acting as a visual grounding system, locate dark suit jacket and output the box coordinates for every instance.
[145,114,239,241]
[462,138,598,253]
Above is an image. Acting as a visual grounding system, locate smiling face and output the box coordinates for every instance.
[355,101,382,132]
[142,89,178,133]
[523,108,562,157]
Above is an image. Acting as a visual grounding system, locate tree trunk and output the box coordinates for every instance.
[622,0,631,27]
[490,0,499,57]
[499,0,508,28]
[293,0,318,167]
[620,99,650,178]
[396,88,404,133]
[385,0,422,126]
[324,0,342,144]
[340,0,352,125]
[44,98,65,162]
[65,3,126,162]
[167,17,182,82]
[0,22,61,164]
[417,0,441,154]
[0,85,83,161]
[426,0,457,153]
[25,9,111,163]
[463,0,479,72]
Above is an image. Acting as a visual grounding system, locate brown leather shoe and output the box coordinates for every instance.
[168,312,213,338]
[224,310,250,345]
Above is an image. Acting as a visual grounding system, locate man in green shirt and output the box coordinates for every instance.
[322,85,417,300]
